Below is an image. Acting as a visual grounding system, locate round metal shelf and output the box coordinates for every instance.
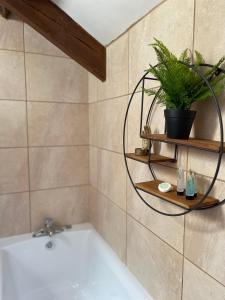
[123,62,225,216]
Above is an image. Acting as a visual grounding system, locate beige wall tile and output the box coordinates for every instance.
[126,157,186,193]
[127,158,152,185]
[188,86,225,181]
[0,100,27,147]
[183,259,225,300]
[29,146,89,190]
[89,186,104,232]
[187,149,225,181]
[28,102,88,146]
[89,147,126,210]
[127,181,184,253]
[129,0,194,92]
[185,201,225,285]
[98,149,126,210]
[193,0,225,145]
[0,192,30,237]
[88,73,98,103]
[191,92,225,142]
[0,14,23,51]
[89,96,128,153]
[89,146,98,188]
[89,186,126,261]
[31,186,88,231]
[89,103,98,147]
[25,53,88,103]
[127,216,183,300]
[0,148,29,194]
[24,24,67,57]
[194,0,225,63]
[0,50,26,100]
[127,93,159,152]
[98,33,128,100]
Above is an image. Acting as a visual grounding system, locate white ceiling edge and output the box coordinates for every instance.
[52,0,163,45]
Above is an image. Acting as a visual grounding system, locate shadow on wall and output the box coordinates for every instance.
[188,174,225,232]
[193,91,225,141]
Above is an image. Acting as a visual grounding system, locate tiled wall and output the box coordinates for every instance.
[0,15,89,237]
[89,0,225,299]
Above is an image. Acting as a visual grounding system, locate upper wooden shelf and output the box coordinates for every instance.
[141,133,225,153]
[135,179,219,209]
[125,153,175,164]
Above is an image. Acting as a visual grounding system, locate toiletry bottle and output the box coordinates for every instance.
[177,167,185,196]
[191,171,198,197]
[185,172,195,200]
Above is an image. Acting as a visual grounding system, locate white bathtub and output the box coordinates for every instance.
[0,223,152,300]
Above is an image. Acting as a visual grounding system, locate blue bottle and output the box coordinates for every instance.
[192,171,198,197]
[185,172,195,200]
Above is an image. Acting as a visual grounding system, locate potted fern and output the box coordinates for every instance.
[145,39,225,139]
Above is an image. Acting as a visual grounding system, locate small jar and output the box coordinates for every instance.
[142,130,150,151]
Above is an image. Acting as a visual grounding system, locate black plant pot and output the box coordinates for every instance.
[164,109,196,139]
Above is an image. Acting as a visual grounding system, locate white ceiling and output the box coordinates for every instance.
[52,0,163,45]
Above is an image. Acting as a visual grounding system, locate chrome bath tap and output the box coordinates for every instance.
[32,217,72,238]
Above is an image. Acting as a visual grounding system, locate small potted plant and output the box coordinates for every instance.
[145,39,225,139]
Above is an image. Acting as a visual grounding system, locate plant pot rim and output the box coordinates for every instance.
[164,108,196,112]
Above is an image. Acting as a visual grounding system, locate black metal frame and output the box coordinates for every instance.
[123,62,225,217]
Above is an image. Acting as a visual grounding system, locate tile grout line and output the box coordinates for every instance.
[30,183,90,193]
[24,51,69,60]
[87,74,91,223]
[0,47,69,60]
[184,256,225,289]
[90,185,127,213]
[181,2,196,298]
[125,29,130,266]
[181,138,190,299]
[0,184,90,197]
[89,144,124,156]
[29,144,89,149]
[22,22,32,233]
[89,90,143,105]
[25,99,89,105]
[181,213,186,299]
[0,145,90,150]
[0,98,89,105]
[192,0,196,55]
[127,212,184,254]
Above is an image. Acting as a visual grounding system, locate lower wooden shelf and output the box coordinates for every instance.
[135,180,219,209]
[125,153,175,164]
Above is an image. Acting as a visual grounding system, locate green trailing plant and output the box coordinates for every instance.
[145,38,225,109]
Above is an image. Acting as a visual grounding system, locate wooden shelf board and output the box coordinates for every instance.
[125,153,176,164]
[141,134,225,153]
[135,179,219,209]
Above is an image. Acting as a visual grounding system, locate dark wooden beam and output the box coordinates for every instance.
[0,5,10,18]
[0,0,106,81]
